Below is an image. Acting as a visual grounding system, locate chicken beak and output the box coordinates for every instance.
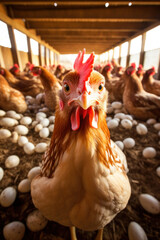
[78,91,92,110]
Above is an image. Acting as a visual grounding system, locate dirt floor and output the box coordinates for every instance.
[0,107,160,240]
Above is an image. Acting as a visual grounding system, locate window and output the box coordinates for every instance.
[0,21,11,48]
[41,45,45,57]
[108,49,113,61]
[145,25,160,51]
[14,29,28,52]
[30,38,38,55]
[130,35,142,55]
[121,42,128,57]
[113,46,119,59]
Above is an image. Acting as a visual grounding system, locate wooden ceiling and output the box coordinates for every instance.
[1,0,160,54]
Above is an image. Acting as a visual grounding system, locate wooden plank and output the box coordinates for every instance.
[38,43,42,66]
[27,36,32,63]
[7,6,160,21]
[139,32,146,66]
[126,40,131,67]
[7,25,19,65]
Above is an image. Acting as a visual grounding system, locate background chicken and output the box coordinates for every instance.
[136,64,144,81]
[0,67,44,97]
[31,66,61,111]
[142,67,160,96]
[0,74,27,113]
[31,49,131,240]
[123,65,160,120]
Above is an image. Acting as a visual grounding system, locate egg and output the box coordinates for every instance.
[36,112,46,118]
[136,124,148,135]
[128,221,148,240]
[31,120,38,127]
[20,116,32,125]
[0,117,18,127]
[133,120,138,126]
[121,119,133,129]
[111,101,122,109]
[3,221,25,240]
[23,142,35,155]
[48,116,55,123]
[114,113,125,120]
[154,123,160,130]
[39,128,50,138]
[0,109,6,117]
[0,167,4,181]
[40,118,49,127]
[115,141,124,151]
[6,110,21,120]
[107,119,119,129]
[35,123,43,132]
[28,166,41,181]
[0,129,11,139]
[142,147,156,158]
[14,125,29,135]
[146,118,156,125]
[11,131,19,143]
[26,96,35,104]
[26,210,48,232]
[35,143,48,153]
[35,93,44,104]
[18,179,31,193]
[0,187,17,207]
[123,138,135,149]
[39,107,49,112]
[139,194,160,214]
[107,106,114,114]
[5,155,20,168]
[125,114,133,121]
[49,124,54,132]
[156,166,160,177]
[36,115,44,122]
[18,136,28,147]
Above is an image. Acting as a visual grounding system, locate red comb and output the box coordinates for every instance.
[14,64,19,68]
[138,64,143,69]
[131,63,136,69]
[74,49,95,87]
[29,64,34,71]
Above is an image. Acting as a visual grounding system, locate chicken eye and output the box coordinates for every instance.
[64,83,70,93]
[98,84,104,91]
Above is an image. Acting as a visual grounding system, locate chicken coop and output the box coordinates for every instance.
[0,1,160,240]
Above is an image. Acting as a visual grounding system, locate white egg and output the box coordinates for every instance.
[26,210,48,232]
[132,120,138,126]
[123,138,135,149]
[18,136,28,147]
[39,107,49,112]
[0,109,6,117]
[48,116,55,123]
[32,120,38,127]
[156,166,160,177]
[5,155,20,168]
[36,115,45,122]
[146,118,156,125]
[106,117,112,122]
[36,112,46,118]
[20,116,32,125]
[36,93,44,104]
[107,106,114,114]
[128,221,148,240]
[111,101,122,109]
[18,179,31,193]
[6,110,21,120]
[121,119,133,129]
[114,113,125,120]
[28,166,41,181]
[14,125,28,135]
[139,194,160,214]
[39,128,50,138]
[35,143,48,153]
[40,118,49,127]
[0,167,4,181]
[3,221,25,240]
[35,124,43,132]
[115,141,124,151]
[114,109,122,114]
[114,117,120,123]
[11,131,19,143]
[136,124,148,135]
[49,124,54,132]
[142,147,156,158]
[107,119,119,129]
[26,96,35,104]
[125,114,133,121]
[0,118,18,127]
[154,123,160,130]
[0,187,17,207]
[0,129,11,139]
[23,142,35,155]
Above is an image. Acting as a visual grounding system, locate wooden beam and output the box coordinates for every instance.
[7,25,19,65]
[27,36,32,63]
[139,32,146,66]
[38,43,42,66]
[7,6,160,21]
[126,40,131,67]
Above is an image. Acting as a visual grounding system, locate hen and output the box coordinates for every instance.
[31,66,61,111]
[31,49,131,240]
[0,67,44,97]
[0,74,27,113]
[123,65,160,120]
[142,67,160,96]
[136,64,144,81]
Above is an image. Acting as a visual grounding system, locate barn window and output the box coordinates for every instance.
[0,20,11,48]
[14,29,28,52]
[129,35,142,66]
[113,46,119,60]
[108,49,113,61]
[120,42,128,67]
[30,38,39,55]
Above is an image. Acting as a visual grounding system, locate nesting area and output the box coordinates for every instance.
[0,97,160,240]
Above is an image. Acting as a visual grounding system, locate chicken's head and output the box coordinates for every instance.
[59,49,107,131]
[0,68,5,76]
[31,66,42,76]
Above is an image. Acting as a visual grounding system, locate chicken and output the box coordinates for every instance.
[0,74,27,113]
[142,67,160,96]
[123,65,160,120]
[0,67,44,97]
[31,49,131,240]
[31,66,61,111]
[111,59,122,77]
[136,64,144,81]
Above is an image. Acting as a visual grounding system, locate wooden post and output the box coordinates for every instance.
[44,46,47,66]
[139,32,146,67]
[48,49,51,66]
[119,45,121,65]
[7,25,19,66]
[27,36,32,63]
[38,43,42,66]
[126,40,131,67]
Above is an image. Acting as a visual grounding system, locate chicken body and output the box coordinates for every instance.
[123,66,160,120]
[142,67,160,96]
[0,75,27,113]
